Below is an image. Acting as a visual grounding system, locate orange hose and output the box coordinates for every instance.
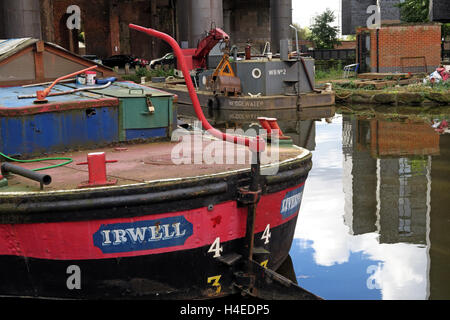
[36,65,98,101]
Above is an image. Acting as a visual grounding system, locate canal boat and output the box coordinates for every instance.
[146,27,334,126]
[150,79,335,126]
[0,25,319,300]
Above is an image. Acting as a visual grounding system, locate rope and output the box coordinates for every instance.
[335,91,353,100]
[0,152,73,172]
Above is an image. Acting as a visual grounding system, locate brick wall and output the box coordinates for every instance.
[371,119,440,157]
[335,41,356,50]
[49,0,172,60]
[52,0,111,58]
[357,24,442,73]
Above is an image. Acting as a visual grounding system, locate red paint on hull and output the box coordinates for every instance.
[0,183,304,261]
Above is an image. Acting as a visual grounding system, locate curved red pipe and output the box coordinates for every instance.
[129,24,265,153]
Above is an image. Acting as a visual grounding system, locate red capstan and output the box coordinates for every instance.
[77,152,118,188]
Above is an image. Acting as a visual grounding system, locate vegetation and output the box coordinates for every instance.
[308,9,341,50]
[443,24,450,38]
[291,23,311,41]
[334,81,450,93]
[121,67,176,83]
[397,0,430,23]
[397,0,450,41]
[315,61,344,81]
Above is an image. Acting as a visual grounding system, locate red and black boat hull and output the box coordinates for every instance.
[0,154,311,299]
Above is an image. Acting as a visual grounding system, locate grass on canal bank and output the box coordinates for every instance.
[317,76,450,107]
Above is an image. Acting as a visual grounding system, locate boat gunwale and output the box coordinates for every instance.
[0,146,311,198]
[0,148,311,223]
[0,97,120,117]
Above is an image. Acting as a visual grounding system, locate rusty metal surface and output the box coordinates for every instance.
[149,82,335,124]
[213,75,241,96]
[0,83,119,117]
[1,138,305,193]
[233,259,322,300]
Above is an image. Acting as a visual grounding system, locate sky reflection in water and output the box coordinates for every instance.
[290,115,429,300]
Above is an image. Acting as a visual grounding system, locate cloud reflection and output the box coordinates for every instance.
[292,116,428,300]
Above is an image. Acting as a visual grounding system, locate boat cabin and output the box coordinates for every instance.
[0,81,175,158]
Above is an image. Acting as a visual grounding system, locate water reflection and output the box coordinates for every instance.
[288,110,450,300]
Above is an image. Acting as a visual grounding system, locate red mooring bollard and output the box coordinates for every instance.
[257,117,291,140]
[257,117,272,135]
[77,152,118,188]
[266,118,285,136]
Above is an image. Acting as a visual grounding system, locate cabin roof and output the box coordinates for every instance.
[0,38,38,61]
[0,81,173,116]
[0,38,116,87]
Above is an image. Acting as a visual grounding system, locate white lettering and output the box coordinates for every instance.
[172,222,186,237]
[126,227,147,243]
[180,304,215,318]
[261,224,271,244]
[112,229,127,245]
[66,5,81,30]
[66,265,81,290]
[101,230,112,245]
[161,224,175,240]
[281,192,303,213]
[148,225,163,241]
[101,222,188,247]
[366,263,382,289]
[367,4,381,30]
[208,237,223,258]
[268,69,287,76]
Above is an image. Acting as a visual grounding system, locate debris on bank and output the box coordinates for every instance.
[424,65,450,84]
[325,68,450,107]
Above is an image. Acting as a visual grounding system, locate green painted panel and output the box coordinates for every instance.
[89,83,172,98]
[87,82,174,139]
[121,97,171,130]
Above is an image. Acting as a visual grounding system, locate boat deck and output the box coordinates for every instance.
[1,136,306,193]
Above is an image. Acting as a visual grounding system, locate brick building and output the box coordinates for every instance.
[356,23,442,74]
[39,0,175,61]
[1,0,290,61]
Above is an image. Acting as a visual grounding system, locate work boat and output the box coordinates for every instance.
[0,24,319,300]
[148,25,335,127]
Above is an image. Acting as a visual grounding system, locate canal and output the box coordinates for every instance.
[288,109,450,300]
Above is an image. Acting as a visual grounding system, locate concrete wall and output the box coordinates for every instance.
[1,0,282,60]
[342,0,401,35]
[189,0,224,47]
[224,0,270,52]
[0,0,42,39]
[342,0,376,35]
[429,0,450,23]
[342,117,378,236]
[270,0,292,54]
[379,0,402,23]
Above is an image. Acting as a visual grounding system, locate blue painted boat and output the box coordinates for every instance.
[0,81,175,158]
[0,25,319,300]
